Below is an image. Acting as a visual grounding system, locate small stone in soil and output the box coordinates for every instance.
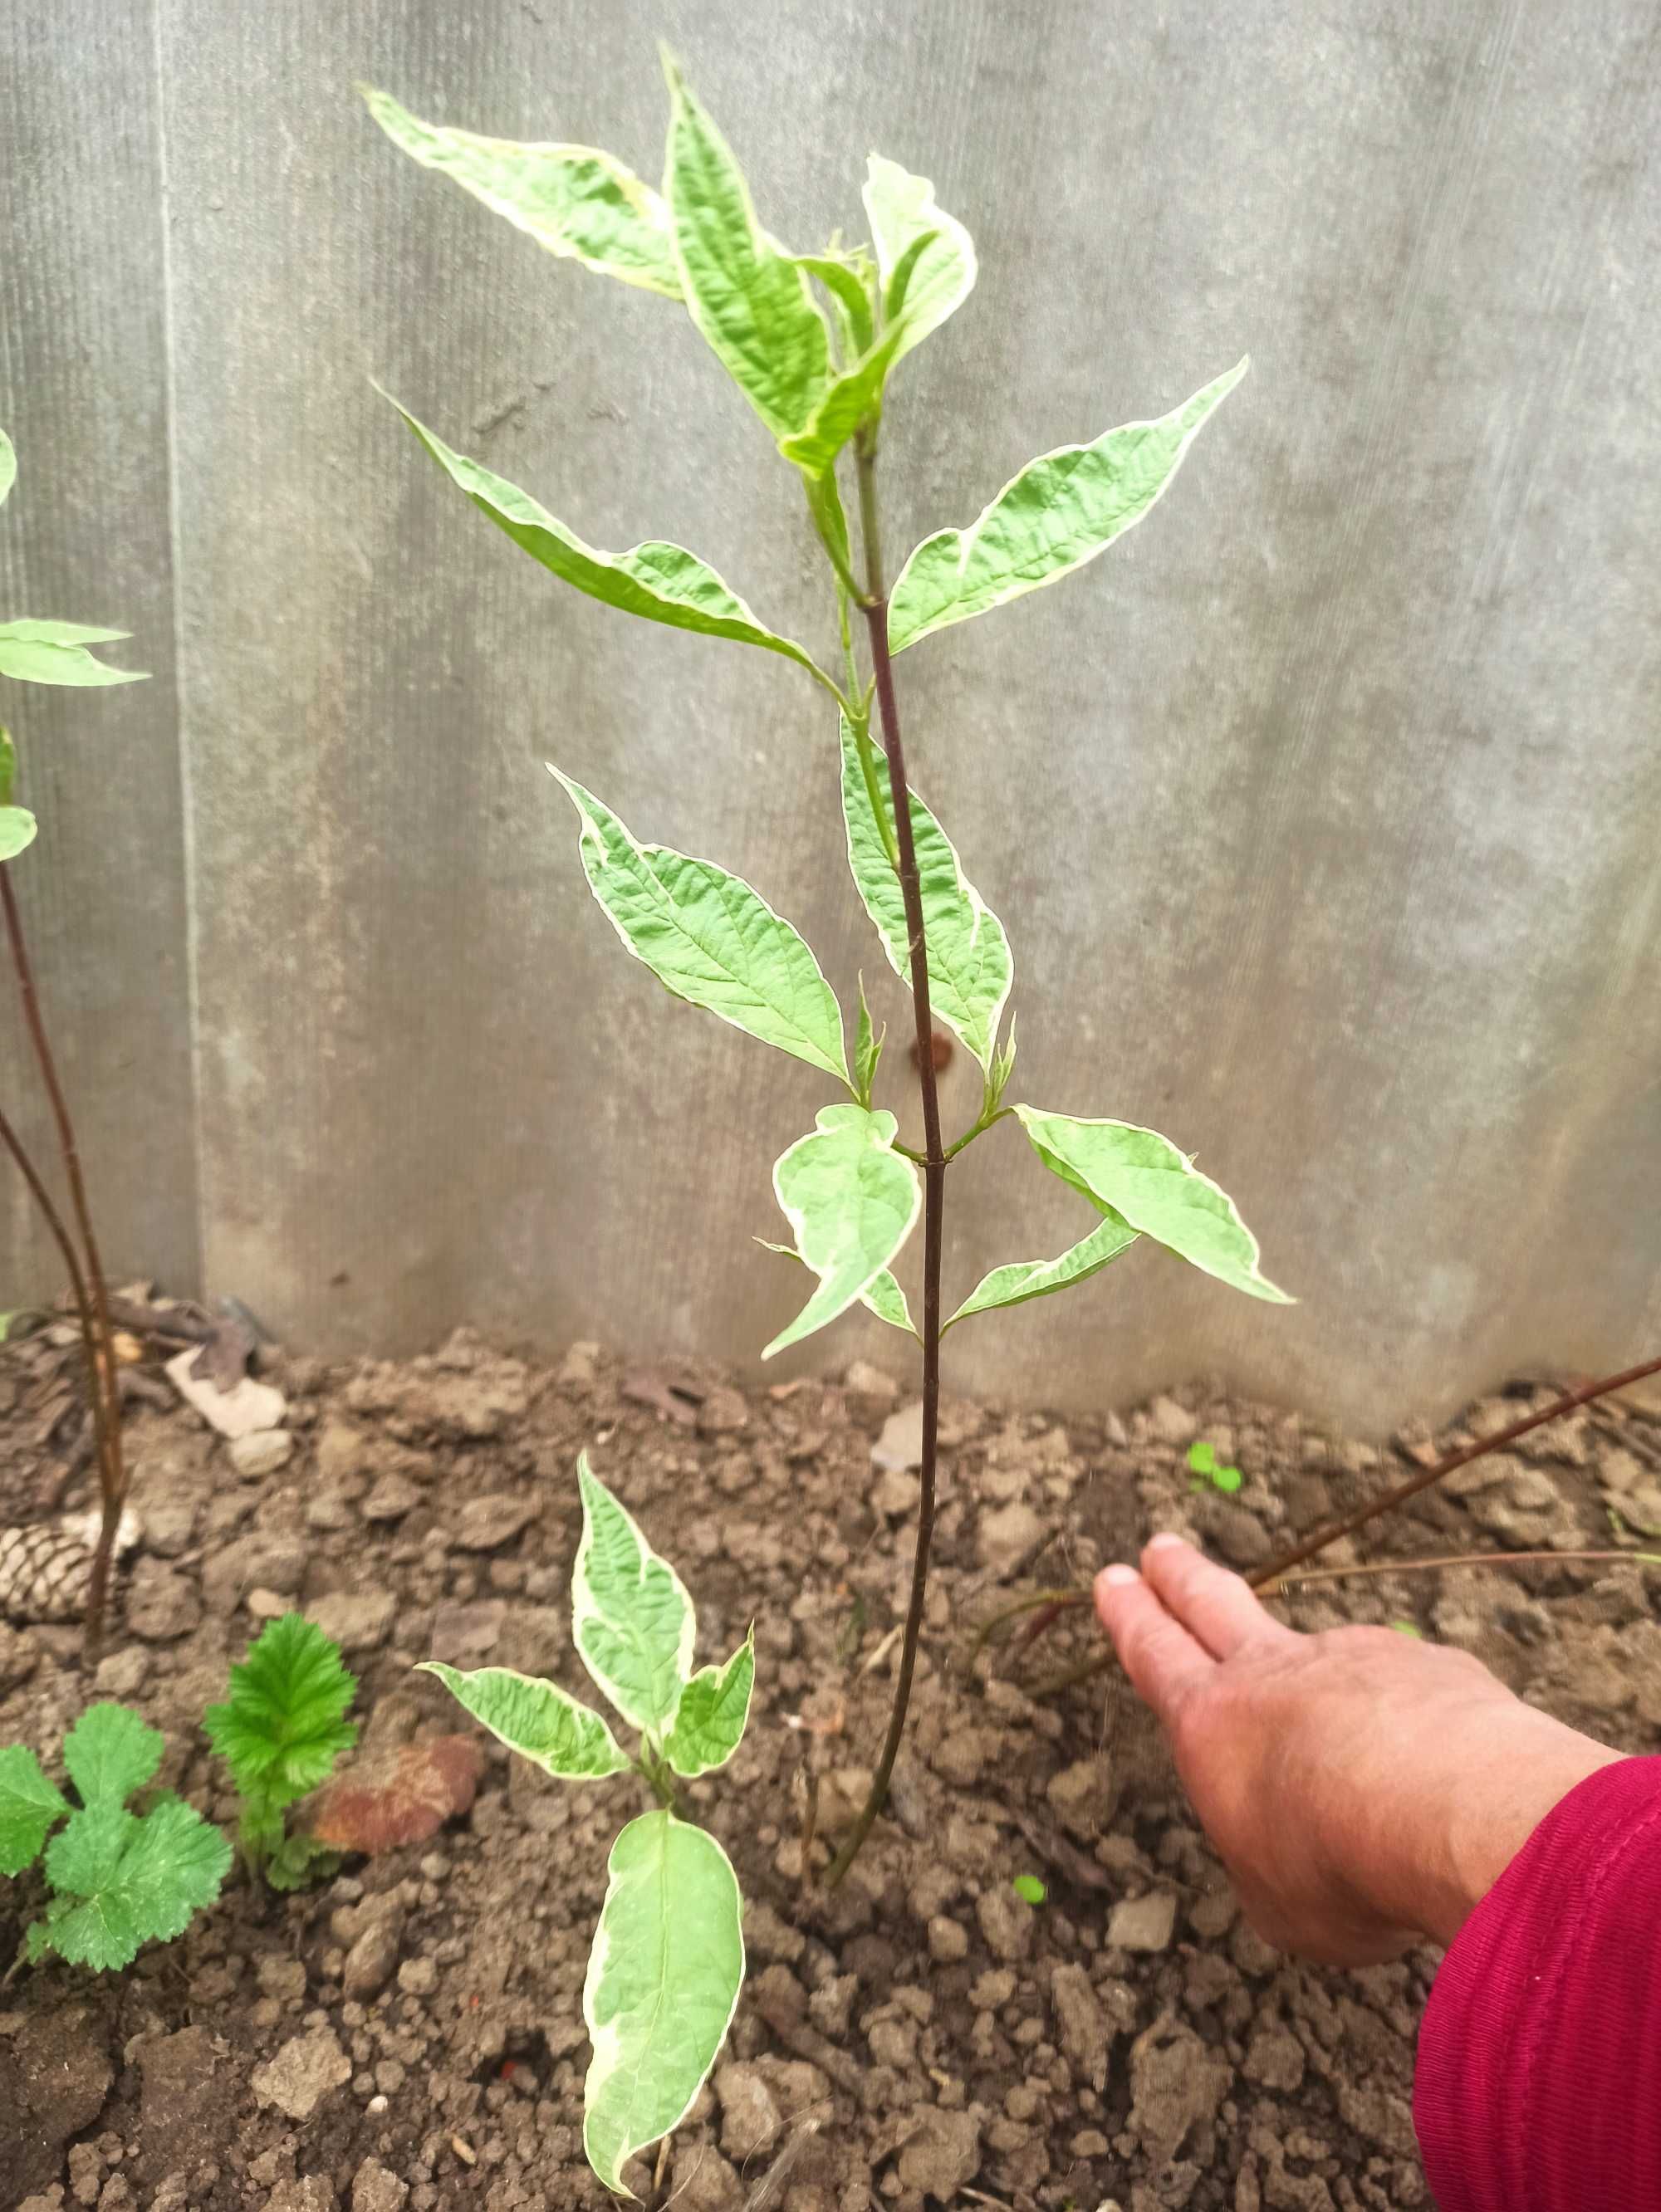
[228,1427,295,1479]
[94,1645,150,1697]
[360,1473,424,1523]
[342,1917,403,2000]
[453,1492,540,1550]
[125,1560,202,1642]
[713,2060,782,2159]
[165,1348,286,1438]
[977,1498,1045,1573]
[872,1399,924,1473]
[304,1588,395,1653]
[894,2106,983,2201]
[250,2027,352,2121]
[1146,1392,1198,1446]
[1107,1891,1178,1953]
[351,2159,409,2212]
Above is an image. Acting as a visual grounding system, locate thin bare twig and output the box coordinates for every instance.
[1271,1545,1661,1593]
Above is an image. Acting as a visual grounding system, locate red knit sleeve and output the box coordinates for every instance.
[1414,1756,1661,2211]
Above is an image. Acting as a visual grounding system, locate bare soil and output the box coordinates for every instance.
[2,1329,1659,2212]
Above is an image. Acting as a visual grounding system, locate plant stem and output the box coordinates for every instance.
[1,868,125,1656]
[1270,1546,1661,1593]
[823,435,944,1891]
[1247,1355,1661,1593]
[0,1099,114,1478]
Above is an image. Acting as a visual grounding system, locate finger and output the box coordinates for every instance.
[1140,1533,1293,1661]
[1095,1564,1215,1726]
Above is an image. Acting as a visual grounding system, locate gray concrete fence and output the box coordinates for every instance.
[2,0,1658,1432]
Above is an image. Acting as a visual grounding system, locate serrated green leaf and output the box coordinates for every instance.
[363,86,682,298]
[839,714,1012,1072]
[862,155,976,367]
[388,398,830,684]
[0,805,37,862]
[853,976,884,1106]
[203,1613,358,1813]
[1015,1106,1291,1304]
[945,1211,1139,1329]
[572,1455,695,1736]
[0,1745,68,1874]
[664,1631,754,1779]
[63,1703,163,1809]
[765,1104,920,1358]
[662,56,830,443]
[35,1796,231,1971]
[418,1662,630,1781]
[583,1808,743,2195]
[755,1240,914,1336]
[265,1832,341,1893]
[888,359,1247,653]
[551,771,847,1080]
[0,428,14,509]
[0,619,147,688]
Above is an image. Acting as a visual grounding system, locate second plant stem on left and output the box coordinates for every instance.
[1,864,125,1657]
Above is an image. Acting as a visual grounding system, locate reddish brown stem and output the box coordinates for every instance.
[0,1099,112,1459]
[1276,1546,1661,1592]
[1,869,125,1654]
[823,436,946,1890]
[1249,1355,1661,1593]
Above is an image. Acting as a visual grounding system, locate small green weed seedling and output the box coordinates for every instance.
[0,1703,230,1970]
[422,1454,752,2195]
[1012,1872,1048,1906]
[1188,1439,1244,1494]
[205,1613,360,1890]
[366,51,1289,1922]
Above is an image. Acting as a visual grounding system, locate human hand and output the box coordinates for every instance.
[1095,1534,1621,1965]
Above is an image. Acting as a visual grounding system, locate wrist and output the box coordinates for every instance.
[1421,1718,1624,1947]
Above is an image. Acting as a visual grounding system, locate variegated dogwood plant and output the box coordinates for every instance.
[422,1456,753,2194]
[369,51,1289,2193]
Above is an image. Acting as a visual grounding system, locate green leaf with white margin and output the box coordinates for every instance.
[583,1808,744,2196]
[363,86,682,299]
[661,55,830,443]
[946,1211,1139,1330]
[791,253,875,360]
[0,806,37,862]
[853,976,884,1105]
[387,399,831,687]
[778,317,908,476]
[0,428,15,508]
[862,155,976,366]
[418,1663,630,1780]
[0,1745,67,1875]
[63,1702,163,1808]
[765,1104,920,1358]
[551,771,847,1082]
[0,619,147,688]
[664,1630,754,1778]
[888,358,1248,653]
[839,715,1012,1071]
[755,1240,915,1337]
[29,1796,232,1972]
[1015,1107,1292,1303]
[572,1455,695,1736]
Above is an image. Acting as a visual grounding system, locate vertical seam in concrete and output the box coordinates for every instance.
[149,0,207,1302]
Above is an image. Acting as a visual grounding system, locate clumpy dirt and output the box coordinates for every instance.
[2,1327,1659,2212]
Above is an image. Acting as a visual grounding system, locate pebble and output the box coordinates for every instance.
[453,1494,540,1551]
[895,2107,982,2200]
[360,1474,424,1524]
[844,1358,900,1409]
[976,1499,1045,1573]
[976,1885,1033,1963]
[396,1955,438,1997]
[228,1427,295,1480]
[927,1915,968,1963]
[350,2160,409,2212]
[125,1560,201,1643]
[246,1587,288,1620]
[1146,1393,1198,1446]
[93,1646,149,1697]
[872,1400,924,1472]
[304,1589,395,1653]
[1107,1891,1178,1953]
[713,2061,782,2159]
[165,1349,286,1440]
[1046,1755,1112,1838]
[250,2028,351,2120]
